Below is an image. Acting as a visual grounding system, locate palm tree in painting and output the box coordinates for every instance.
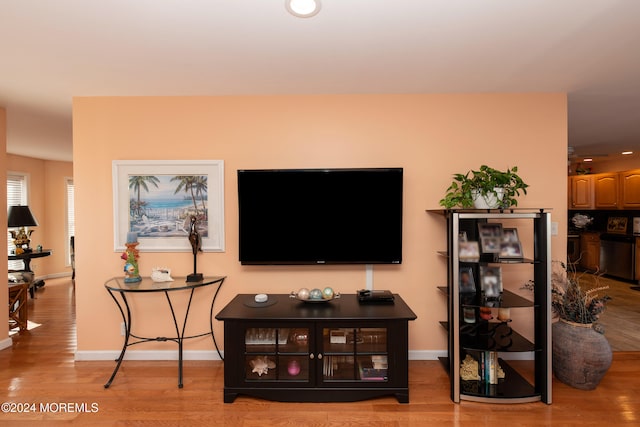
[193,175,208,219]
[171,175,208,218]
[129,175,160,218]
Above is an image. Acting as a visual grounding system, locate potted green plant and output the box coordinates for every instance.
[548,261,612,390]
[439,165,528,209]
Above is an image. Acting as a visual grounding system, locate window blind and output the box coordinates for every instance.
[7,174,28,270]
[66,178,75,265]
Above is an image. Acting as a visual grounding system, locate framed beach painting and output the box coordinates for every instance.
[113,160,225,252]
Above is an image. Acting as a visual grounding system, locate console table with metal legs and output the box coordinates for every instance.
[103,275,226,388]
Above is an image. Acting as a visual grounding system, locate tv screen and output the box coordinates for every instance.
[238,168,403,265]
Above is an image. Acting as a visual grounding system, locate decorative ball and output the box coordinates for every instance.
[287,359,301,376]
[309,288,323,300]
[297,288,310,300]
[479,307,492,320]
[322,287,334,299]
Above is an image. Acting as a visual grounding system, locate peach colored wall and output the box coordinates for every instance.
[1,108,7,340]
[6,154,73,277]
[73,94,568,355]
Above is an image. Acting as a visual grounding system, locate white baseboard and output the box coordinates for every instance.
[0,337,13,351]
[409,350,447,360]
[38,272,73,280]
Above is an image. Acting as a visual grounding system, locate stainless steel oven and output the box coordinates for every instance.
[599,233,636,280]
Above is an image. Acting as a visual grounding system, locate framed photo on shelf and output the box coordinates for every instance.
[480,236,500,253]
[480,266,502,298]
[478,223,503,238]
[502,228,519,243]
[459,241,480,261]
[459,267,476,293]
[499,227,523,258]
[478,223,503,253]
[500,241,523,258]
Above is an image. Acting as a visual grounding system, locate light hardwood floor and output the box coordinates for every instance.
[586,273,640,351]
[2,278,640,425]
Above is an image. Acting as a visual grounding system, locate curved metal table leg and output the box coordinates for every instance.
[104,290,132,388]
[164,287,197,388]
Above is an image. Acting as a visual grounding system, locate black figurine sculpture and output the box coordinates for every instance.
[186,215,203,282]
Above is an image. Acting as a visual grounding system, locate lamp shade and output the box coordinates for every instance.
[8,205,39,227]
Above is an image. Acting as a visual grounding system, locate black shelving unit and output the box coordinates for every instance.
[429,209,552,404]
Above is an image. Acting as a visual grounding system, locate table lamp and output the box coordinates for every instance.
[8,205,39,252]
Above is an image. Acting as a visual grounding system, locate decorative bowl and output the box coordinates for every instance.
[289,291,341,303]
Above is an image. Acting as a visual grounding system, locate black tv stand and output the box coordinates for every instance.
[216,293,417,403]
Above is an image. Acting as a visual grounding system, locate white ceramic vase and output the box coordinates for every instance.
[472,188,504,209]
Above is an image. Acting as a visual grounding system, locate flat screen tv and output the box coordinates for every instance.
[238,168,403,265]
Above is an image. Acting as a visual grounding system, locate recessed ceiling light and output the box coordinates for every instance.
[286,0,321,18]
[622,151,633,155]
[583,158,593,162]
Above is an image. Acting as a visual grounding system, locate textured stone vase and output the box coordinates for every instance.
[552,319,612,390]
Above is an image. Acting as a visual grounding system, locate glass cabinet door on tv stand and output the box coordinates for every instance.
[241,325,390,385]
[429,209,552,404]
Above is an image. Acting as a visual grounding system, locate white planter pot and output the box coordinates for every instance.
[472,188,504,209]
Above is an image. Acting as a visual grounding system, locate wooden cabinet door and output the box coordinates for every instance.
[570,176,593,209]
[579,232,600,271]
[594,173,619,209]
[621,169,640,208]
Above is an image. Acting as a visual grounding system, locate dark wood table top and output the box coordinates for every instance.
[216,293,417,322]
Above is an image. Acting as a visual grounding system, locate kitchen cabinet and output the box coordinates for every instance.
[569,169,640,210]
[570,175,593,209]
[621,169,640,209]
[580,232,601,271]
[594,173,619,209]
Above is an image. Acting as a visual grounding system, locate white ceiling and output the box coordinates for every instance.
[2,0,640,163]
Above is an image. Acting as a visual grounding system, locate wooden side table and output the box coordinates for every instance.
[8,281,29,332]
[8,249,52,298]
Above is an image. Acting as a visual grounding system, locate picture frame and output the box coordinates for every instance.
[459,241,480,261]
[499,227,523,258]
[607,217,628,234]
[500,241,523,259]
[112,160,225,252]
[480,266,502,298]
[502,227,519,243]
[459,267,476,293]
[478,223,503,253]
[480,236,501,253]
[478,223,503,238]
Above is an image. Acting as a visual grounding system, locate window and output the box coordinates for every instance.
[66,178,75,265]
[7,173,28,270]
